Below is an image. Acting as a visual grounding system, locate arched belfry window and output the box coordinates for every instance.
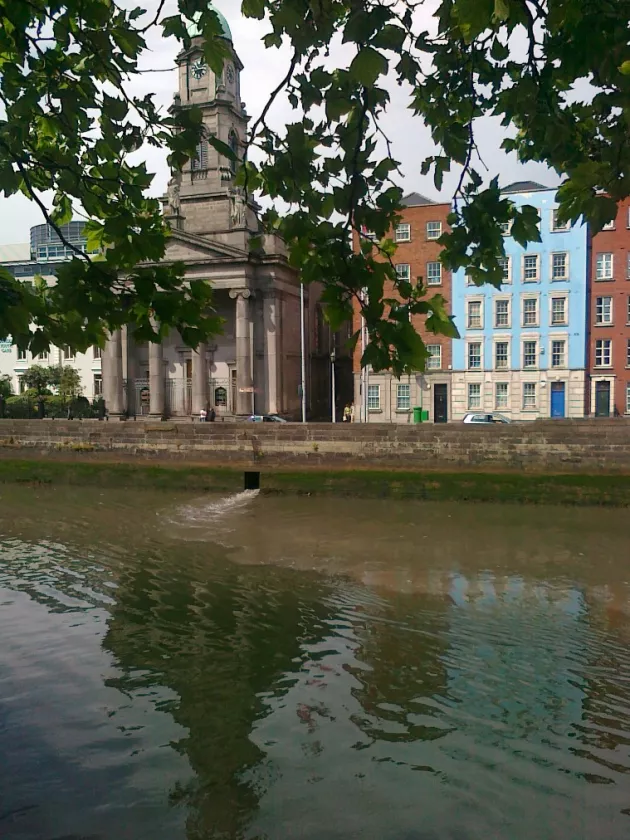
[228,130,238,174]
[192,140,208,171]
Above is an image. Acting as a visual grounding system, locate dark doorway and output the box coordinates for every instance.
[550,382,566,418]
[434,384,448,424]
[595,381,611,417]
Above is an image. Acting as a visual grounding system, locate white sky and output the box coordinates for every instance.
[0,0,556,245]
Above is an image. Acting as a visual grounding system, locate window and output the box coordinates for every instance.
[367,384,380,410]
[495,341,509,369]
[551,252,568,280]
[465,273,475,286]
[36,351,48,362]
[360,226,376,239]
[551,209,571,232]
[602,219,616,231]
[63,346,75,361]
[395,223,411,242]
[627,383,630,415]
[498,256,511,283]
[93,346,102,360]
[395,263,411,281]
[495,382,509,410]
[551,296,567,325]
[494,299,510,328]
[192,140,208,170]
[595,296,613,325]
[522,382,537,409]
[93,374,103,397]
[396,383,411,410]
[627,339,630,367]
[523,254,540,281]
[628,296,630,324]
[596,253,613,280]
[627,252,630,280]
[468,383,481,409]
[467,342,482,369]
[467,300,482,329]
[426,221,442,240]
[426,344,442,370]
[499,220,512,235]
[522,297,538,327]
[551,340,566,368]
[523,340,537,368]
[427,261,442,285]
[17,348,27,361]
[595,339,612,367]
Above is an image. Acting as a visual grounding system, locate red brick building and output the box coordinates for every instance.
[353,193,452,423]
[588,198,630,417]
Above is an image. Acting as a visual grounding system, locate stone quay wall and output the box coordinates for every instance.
[0,419,629,474]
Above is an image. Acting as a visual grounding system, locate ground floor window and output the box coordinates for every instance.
[93,374,102,397]
[468,382,481,409]
[522,382,537,409]
[626,382,630,415]
[367,384,380,411]
[396,383,410,410]
[215,386,227,407]
[495,382,509,409]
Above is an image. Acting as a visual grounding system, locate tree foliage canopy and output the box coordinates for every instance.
[1,0,629,374]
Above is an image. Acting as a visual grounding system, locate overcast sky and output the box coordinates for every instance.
[0,0,556,245]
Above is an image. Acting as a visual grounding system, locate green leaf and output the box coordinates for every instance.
[349,47,388,87]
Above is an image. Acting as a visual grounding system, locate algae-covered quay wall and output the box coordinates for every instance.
[0,418,629,473]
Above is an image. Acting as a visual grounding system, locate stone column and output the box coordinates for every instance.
[149,341,165,419]
[263,293,278,415]
[191,343,208,416]
[102,329,124,418]
[230,289,253,416]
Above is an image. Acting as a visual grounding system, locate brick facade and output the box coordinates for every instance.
[588,198,630,417]
[352,195,452,423]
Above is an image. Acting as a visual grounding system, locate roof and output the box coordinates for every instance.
[187,3,232,41]
[401,192,436,207]
[501,180,549,194]
[0,243,31,263]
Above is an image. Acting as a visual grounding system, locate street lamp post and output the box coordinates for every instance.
[330,347,336,423]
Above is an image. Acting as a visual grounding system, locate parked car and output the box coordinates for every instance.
[246,414,288,423]
[462,412,512,424]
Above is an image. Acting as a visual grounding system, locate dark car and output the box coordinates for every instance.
[462,412,512,424]
[246,414,288,423]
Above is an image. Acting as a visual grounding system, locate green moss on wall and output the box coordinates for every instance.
[0,458,628,507]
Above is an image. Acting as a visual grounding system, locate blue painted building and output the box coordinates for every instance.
[451,182,589,420]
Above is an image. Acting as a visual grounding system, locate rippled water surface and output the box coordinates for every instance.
[1,485,630,840]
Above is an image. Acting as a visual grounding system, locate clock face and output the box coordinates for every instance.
[226,63,235,84]
[189,59,207,81]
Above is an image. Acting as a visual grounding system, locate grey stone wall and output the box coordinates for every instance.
[1,420,629,473]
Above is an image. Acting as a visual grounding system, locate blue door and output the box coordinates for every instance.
[550,382,565,418]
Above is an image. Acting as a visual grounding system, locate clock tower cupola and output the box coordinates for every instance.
[165,4,253,243]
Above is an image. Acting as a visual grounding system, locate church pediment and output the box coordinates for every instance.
[163,229,247,264]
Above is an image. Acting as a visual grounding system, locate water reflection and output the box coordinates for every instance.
[1,487,630,839]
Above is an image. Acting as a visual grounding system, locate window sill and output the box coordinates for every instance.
[368,408,383,414]
[593,366,613,371]
[594,323,613,328]
[395,409,411,414]
[426,283,443,288]
[594,278,615,282]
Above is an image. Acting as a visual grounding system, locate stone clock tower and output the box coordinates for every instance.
[99,5,313,425]
[164,3,256,248]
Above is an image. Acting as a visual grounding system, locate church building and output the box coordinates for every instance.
[102,6,307,419]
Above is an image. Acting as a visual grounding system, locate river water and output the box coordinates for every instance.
[1,486,630,840]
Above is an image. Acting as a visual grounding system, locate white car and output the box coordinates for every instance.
[462,412,512,424]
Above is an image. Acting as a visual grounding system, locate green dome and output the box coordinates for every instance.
[187,4,232,41]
